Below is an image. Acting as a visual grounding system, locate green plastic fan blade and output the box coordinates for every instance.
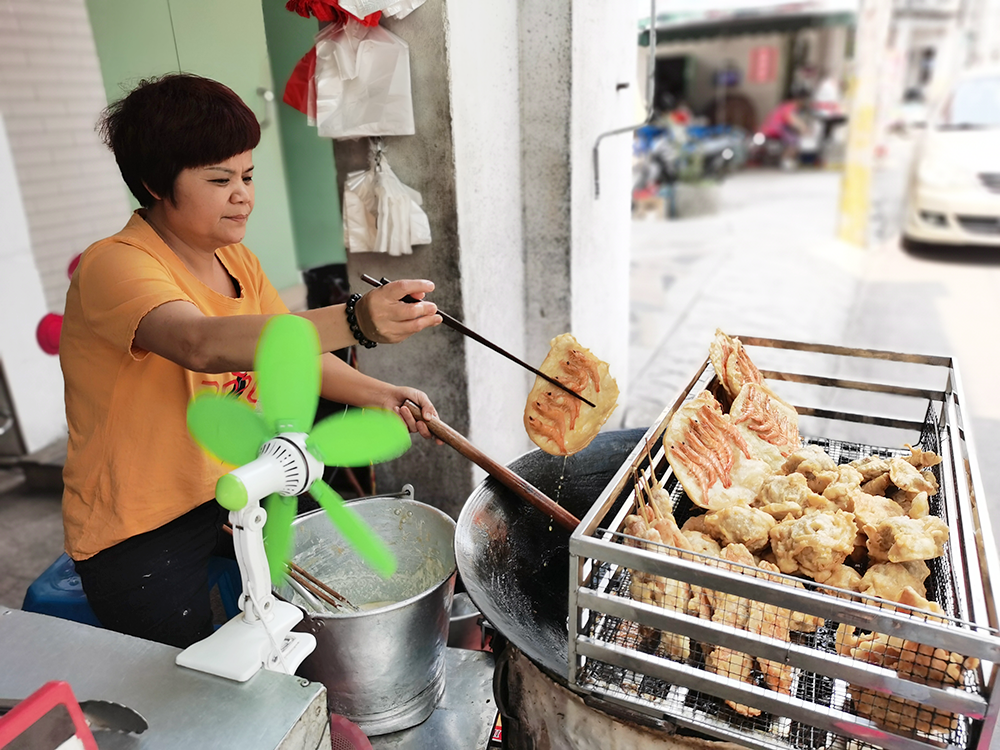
[263,494,298,586]
[187,393,270,467]
[309,480,396,579]
[306,408,411,467]
[255,315,321,434]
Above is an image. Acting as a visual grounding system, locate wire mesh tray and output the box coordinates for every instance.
[568,337,1000,750]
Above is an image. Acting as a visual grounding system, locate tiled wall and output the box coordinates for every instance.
[0,0,130,313]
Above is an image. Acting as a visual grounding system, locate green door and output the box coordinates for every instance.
[86,0,300,291]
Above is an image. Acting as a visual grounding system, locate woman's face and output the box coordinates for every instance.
[162,151,255,251]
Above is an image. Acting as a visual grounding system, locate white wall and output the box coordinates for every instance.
[571,0,636,417]
[447,2,528,470]
[0,114,66,454]
[0,0,131,314]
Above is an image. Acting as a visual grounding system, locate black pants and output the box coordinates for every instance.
[74,501,236,648]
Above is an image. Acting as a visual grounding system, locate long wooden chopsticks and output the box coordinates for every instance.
[360,274,596,408]
[222,523,358,612]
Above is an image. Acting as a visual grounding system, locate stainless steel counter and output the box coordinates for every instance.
[0,608,329,749]
[369,648,497,750]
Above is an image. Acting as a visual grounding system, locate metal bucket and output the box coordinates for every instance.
[281,492,456,736]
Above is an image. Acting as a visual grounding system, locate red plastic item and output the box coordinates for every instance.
[67,253,82,279]
[36,313,63,356]
[0,680,98,750]
[329,713,372,750]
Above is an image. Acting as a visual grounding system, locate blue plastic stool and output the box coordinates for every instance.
[22,553,242,626]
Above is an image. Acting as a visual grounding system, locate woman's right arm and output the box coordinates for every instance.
[133,279,441,373]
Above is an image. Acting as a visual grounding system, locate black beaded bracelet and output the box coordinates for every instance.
[345,293,377,349]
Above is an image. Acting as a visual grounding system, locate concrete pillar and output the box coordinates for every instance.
[332,1,634,518]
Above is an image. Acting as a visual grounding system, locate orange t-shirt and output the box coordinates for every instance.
[60,212,289,560]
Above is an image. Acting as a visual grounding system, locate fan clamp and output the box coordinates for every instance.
[176,432,323,682]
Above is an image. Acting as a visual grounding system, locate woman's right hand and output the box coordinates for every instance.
[354,279,442,344]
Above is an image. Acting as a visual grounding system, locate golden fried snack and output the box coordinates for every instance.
[769,509,857,579]
[836,587,978,737]
[865,515,949,564]
[748,560,794,695]
[905,444,943,469]
[859,560,930,601]
[888,458,937,495]
[709,329,767,402]
[682,529,722,559]
[850,454,890,483]
[705,647,761,717]
[754,472,838,520]
[729,382,801,471]
[781,444,838,494]
[813,563,864,595]
[704,504,776,553]
[524,333,619,455]
[664,391,772,510]
[821,464,864,512]
[852,492,905,530]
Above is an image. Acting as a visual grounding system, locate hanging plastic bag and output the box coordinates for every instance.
[337,0,425,19]
[314,18,414,139]
[342,149,430,256]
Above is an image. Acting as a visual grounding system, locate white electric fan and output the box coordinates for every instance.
[175,315,411,682]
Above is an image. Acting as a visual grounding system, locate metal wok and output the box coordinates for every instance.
[454,428,646,682]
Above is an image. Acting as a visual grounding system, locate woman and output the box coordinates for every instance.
[59,73,442,648]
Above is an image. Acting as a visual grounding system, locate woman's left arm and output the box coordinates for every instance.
[319,353,438,441]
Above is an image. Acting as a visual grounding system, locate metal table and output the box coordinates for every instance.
[0,608,329,749]
[369,648,497,750]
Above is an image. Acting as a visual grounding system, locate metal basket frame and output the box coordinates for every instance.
[568,337,1000,750]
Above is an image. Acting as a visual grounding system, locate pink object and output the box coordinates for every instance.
[329,713,372,750]
[37,313,63,355]
[67,253,82,278]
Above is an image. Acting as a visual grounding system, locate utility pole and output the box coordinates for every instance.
[836,0,894,247]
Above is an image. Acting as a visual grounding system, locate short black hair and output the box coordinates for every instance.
[98,73,261,208]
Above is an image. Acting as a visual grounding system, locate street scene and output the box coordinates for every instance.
[2,0,1000,748]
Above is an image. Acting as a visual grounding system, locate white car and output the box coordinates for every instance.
[902,66,1000,247]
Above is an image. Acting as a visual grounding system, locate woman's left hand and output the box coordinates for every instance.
[381,387,441,443]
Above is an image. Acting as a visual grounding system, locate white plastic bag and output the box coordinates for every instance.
[314,19,414,139]
[342,154,430,256]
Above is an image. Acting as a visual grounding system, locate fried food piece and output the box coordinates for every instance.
[730,382,801,471]
[852,492,905,530]
[782,444,838,494]
[703,543,761,717]
[905,444,942,469]
[748,560,794,695]
[769,509,857,579]
[626,494,693,662]
[888,458,937,495]
[704,504,776,552]
[850,454,891,482]
[836,588,978,737]
[664,391,773,510]
[524,333,619,455]
[705,647,760,717]
[709,329,768,403]
[859,560,930,602]
[755,472,838,520]
[865,515,949,563]
[682,530,722,559]
[813,563,863,596]
[897,490,930,518]
[821,464,864,512]
[681,513,709,535]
